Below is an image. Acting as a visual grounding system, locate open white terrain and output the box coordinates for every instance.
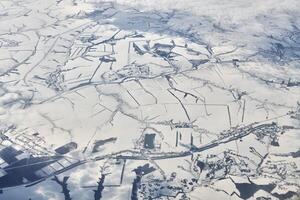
[0,0,299,199]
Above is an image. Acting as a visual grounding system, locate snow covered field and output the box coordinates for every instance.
[0,0,299,199]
